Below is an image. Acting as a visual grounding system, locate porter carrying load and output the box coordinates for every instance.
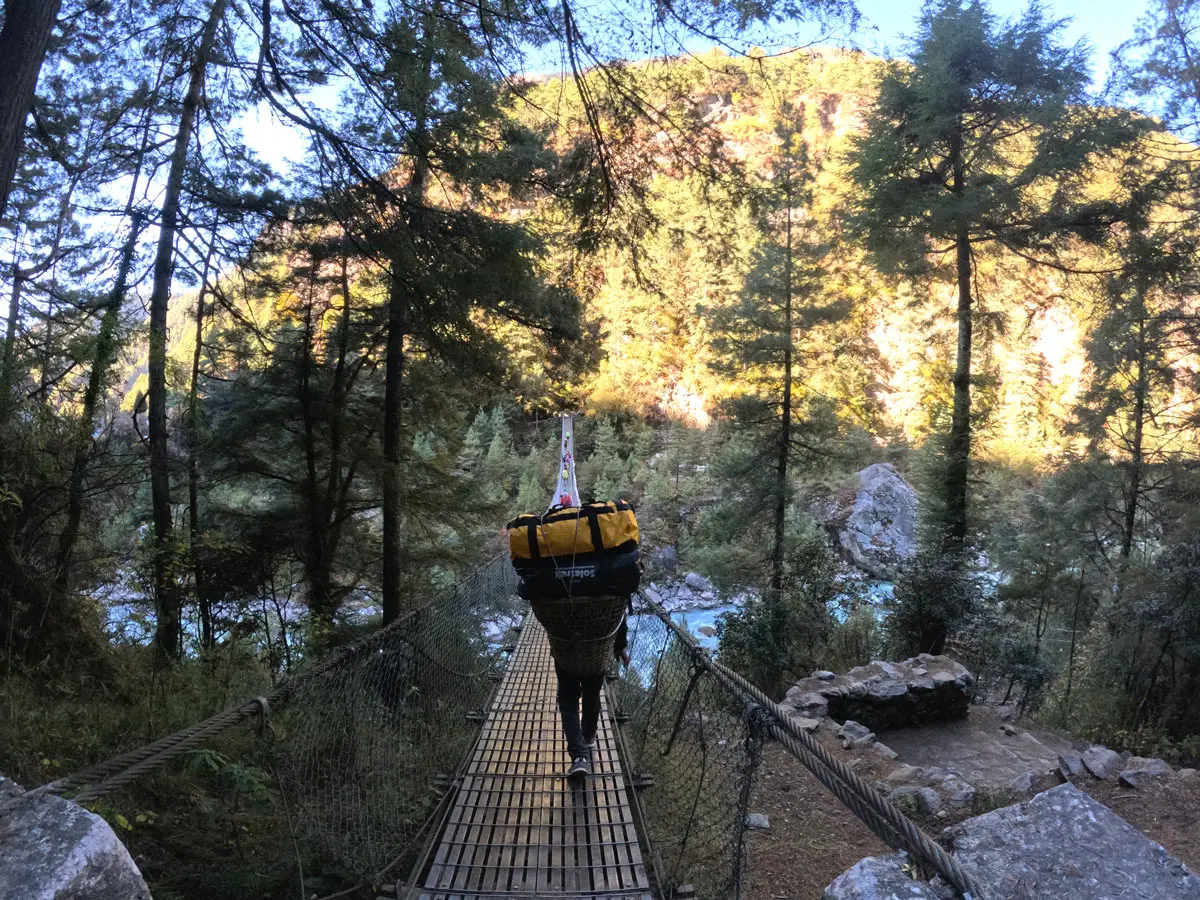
[506,415,640,676]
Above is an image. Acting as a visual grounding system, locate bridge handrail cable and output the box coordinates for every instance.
[642,595,985,900]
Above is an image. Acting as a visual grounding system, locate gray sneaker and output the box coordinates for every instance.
[567,756,591,780]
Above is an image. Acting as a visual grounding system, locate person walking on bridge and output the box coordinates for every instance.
[506,417,641,781]
[558,614,630,779]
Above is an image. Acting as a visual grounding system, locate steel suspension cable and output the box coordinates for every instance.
[36,607,423,801]
[644,596,985,900]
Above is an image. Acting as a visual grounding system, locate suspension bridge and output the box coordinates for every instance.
[34,561,982,900]
[33,417,983,900]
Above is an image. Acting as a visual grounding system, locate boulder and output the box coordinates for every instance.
[872,742,899,760]
[1179,769,1198,781]
[882,785,938,815]
[822,853,946,900]
[782,689,829,719]
[780,655,972,730]
[1082,745,1124,780]
[684,572,712,592]
[1008,771,1035,794]
[0,783,153,900]
[1119,757,1173,788]
[813,670,837,681]
[839,720,876,749]
[940,783,1200,899]
[788,716,821,733]
[745,812,770,830]
[941,777,976,810]
[836,464,919,579]
[1058,751,1084,780]
[915,788,942,815]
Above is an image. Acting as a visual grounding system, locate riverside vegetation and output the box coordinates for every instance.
[3,0,1200,894]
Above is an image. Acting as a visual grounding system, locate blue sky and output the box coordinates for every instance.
[847,0,1147,76]
[237,0,1152,173]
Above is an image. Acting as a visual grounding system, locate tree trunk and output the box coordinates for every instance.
[770,164,794,605]
[1061,568,1087,722]
[0,0,63,223]
[1,267,23,397]
[147,0,228,662]
[945,122,973,549]
[187,234,217,649]
[56,212,144,590]
[57,81,159,593]
[382,264,408,625]
[298,261,335,628]
[1120,291,1147,563]
[382,23,435,625]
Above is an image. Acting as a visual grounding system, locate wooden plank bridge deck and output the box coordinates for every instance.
[416,617,655,900]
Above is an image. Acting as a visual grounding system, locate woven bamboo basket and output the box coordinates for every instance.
[529,593,627,676]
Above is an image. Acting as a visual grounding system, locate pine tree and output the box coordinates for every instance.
[1115,0,1200,140]
[0,0,63,222]
[850,0,1147,549]
[708,105,846,600]
[1073,231,1200,564]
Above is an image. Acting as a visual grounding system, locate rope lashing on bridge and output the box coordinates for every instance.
[642,596,985,900]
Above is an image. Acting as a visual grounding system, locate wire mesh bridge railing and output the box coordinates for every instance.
[36,559,983,900]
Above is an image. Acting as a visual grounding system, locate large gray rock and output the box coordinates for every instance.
[1120,757,1173,788]
[827,784,1200,900]
[780,655,972,730]
[839,720,876,749]
[940,783,1200,899]
[1082,745,1124,779]
[822,853,947,900]
[784,690,829,719]
[1059,751,1084,780]
[837,464,919,579]
[0,784,152,900]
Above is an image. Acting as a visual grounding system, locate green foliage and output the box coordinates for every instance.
[716,532,839,698]
[824,601,882,674]
[883,549,978,658]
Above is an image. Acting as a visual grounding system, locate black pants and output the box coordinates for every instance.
[555,664,604,759]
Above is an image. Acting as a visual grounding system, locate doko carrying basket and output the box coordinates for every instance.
[507,500,641,675]
[530,594,628,677]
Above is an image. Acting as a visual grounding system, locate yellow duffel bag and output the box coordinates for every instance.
[507,501,640,599]
[508,500,638,562]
